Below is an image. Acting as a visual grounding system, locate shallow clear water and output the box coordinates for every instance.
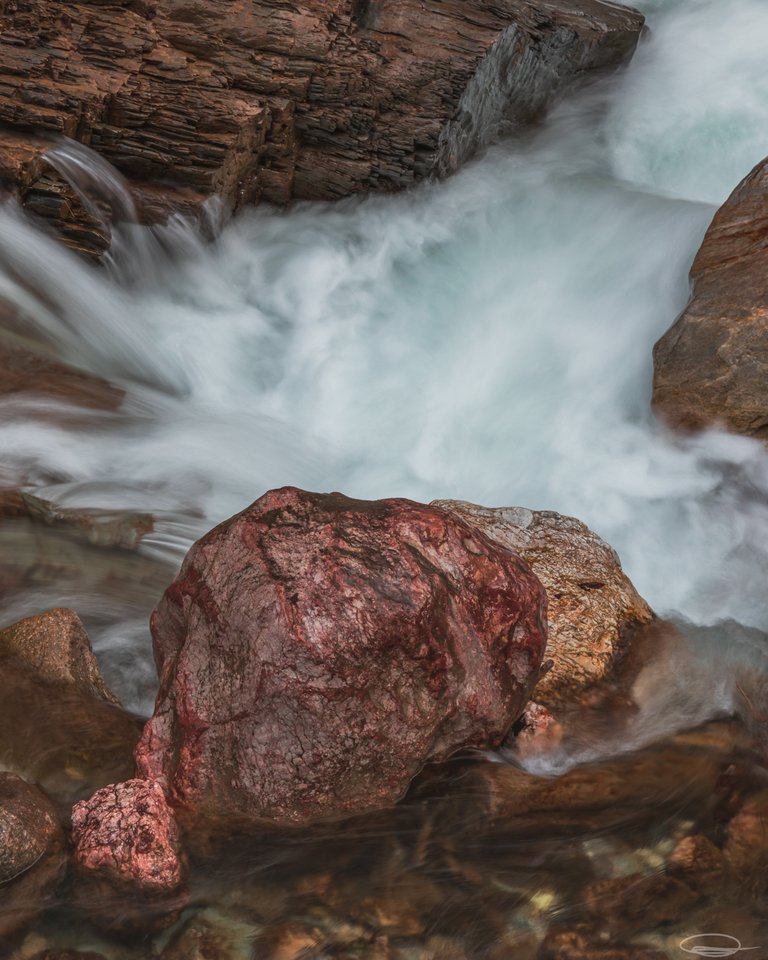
[1,0,768,725]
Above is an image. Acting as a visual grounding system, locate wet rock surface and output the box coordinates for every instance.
[432,501,655,711]
[653,155,768,439]
[0,0,644,254]
[136,487,548,827]
[0,608,119,704]
[70,779,186,931]
[0,774,64,941]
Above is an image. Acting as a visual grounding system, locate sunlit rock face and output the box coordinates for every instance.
[433,501,655,712]
[0,0,643,254]
[653,156,768,440]
[135,487,548,827]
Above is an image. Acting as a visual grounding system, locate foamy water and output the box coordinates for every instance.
[1,0,768,719]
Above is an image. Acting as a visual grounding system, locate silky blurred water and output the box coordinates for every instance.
[1,0,768,717]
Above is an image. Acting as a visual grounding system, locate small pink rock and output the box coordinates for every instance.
[514,701,563,758]
[71,779,183,893]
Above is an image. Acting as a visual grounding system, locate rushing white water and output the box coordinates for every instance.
[2,0,768,720]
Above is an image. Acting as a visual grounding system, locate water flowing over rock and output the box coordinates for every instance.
[653,156,768,439]
[432,501,654,711]
[71,779,186,930]
[0,773,64,940]
[0,0,643,255]
[135,487,547,827]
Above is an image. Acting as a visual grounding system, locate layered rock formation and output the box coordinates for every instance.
[0,609,141,808]
[0,0,644,254]
[433,501,655,711]
[653,156,768,439]
[135,487,547,827]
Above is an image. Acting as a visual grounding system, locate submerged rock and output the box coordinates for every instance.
[653,156,768,439]
[432,501,654,711]
[0,774,65,940]
[0,607,118,705]
[136,486,547,827]
[0,607,140,809]
[71,779,186,931]
[0,0,643,251]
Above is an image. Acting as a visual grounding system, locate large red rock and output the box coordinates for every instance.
[136,487,547,827]
[0,0,644,254]
[653,156,768,438]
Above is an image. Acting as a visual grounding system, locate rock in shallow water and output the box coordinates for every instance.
[0,774,64,940]
[0,608,118,705]
[135,487,547,827]
[0,0,644,252]
[71,779,186,931]
[653,155,768,439]
[432,501,655,711]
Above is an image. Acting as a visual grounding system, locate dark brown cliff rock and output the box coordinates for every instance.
[653,156,768,439]
[0,0,644,255]
[135,486,548,827]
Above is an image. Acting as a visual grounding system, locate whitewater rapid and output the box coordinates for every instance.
[2,0,768,716]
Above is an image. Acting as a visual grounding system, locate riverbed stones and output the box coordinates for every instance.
[71,779,186,931]
[135,487,547,827]
[0,608,118,704]
[0,774,65,940]
[653,156,768,439]
[432,501,654,711]
[0,0,644,252]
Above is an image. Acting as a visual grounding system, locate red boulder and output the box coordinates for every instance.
[136,487,547,827]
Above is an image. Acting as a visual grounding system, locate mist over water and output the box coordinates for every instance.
[2,0,768,720]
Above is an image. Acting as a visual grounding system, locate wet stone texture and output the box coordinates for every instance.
[0,1,644,255]
[653,155,768,439]
[0,608,119,705]
[0,774,64,941]
[432,501,655,712]
[71,779,184,891]
[136,487,548,828]
[70,779,186,931]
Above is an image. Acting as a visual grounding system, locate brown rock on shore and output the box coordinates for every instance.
[135,487,547,828]
[0,0,644,254]
[432,501,655,711]
[653,156,768,439]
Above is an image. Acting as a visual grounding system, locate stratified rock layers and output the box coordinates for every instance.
[136,487,547,827]
[0,0,644,252]
[653,157,768,439]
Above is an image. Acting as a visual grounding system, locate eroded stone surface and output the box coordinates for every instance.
[72,779,183,891]
[653,156,768,439]
[0,0,644,254]
[432,501,654,710]
[136,487,547,827]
